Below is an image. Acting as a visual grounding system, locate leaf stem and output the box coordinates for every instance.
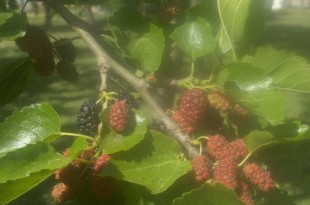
[60,132,95,142]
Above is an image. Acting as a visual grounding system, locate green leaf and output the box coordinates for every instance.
[0,170,52,205]
[170,18,216,60]
[0,103,61,157]
[243,46,310,93]
[0,10,27,40]
[244,130,276,153]
[0,58,33,106]
[129,24,165,73]
[101,110,147,154]
[173,183,244,205]
[217,0,265,55]
[218,62,285,125]
[100,130,192,194]
[68,137,89,159]
[0,142,69,183]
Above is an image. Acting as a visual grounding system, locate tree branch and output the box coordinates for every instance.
[46,0,198,157]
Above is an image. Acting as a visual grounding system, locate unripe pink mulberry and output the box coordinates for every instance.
[191,155,211,182]
[230,139,249,160]
[208,91,233,113]
[242,163,275,191]
[51,183,75,203]
[94,154,111,174]
[213,158,238,190]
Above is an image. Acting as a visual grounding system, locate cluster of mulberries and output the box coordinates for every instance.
[52,148,116,203]
[77,100,102,136]
[54,38,79,81]
[171,88,208,134]
[191,134,275,205]
[15,24,55,76]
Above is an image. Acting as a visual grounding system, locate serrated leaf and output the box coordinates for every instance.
[0,58,33,106]
[170,18,216,60]
[129,24,165,73]
[173,183,244,205]
[0,170,52,205]
[101,110,147,154]
[0,10,27,40]
[100,130,192,194]
[0,142,69,183]
[242,46,310,93]
[218,62,285,125]
[217,0,264,54]
[0,103,61,157]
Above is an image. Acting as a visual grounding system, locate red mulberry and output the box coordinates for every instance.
[172,111,195,134]
[109,100,131,132]
[178,88,208,124]
[213,158,238,190]
[242,163,275,191]
[238,183,254,205]
[191,155,211,182]
[207,134,228,160]
[94,154,111,174]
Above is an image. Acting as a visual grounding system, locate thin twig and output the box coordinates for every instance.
[46,0,198,158]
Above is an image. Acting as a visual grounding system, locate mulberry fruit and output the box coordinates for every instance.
[94,154,111,174]
[56,61,79,81]
[51,183,75,203]
[172,111,195,134]
[77,101,101,136]
[229,139,249,160]
[238,183,254,205]
[109,100,130,132]
[208,91,233,113]
[117,90,138,109]
[178,88,208,124]
[54,38,76,63]
[213,158,238,190]
[242,163,275,191]
[191,155,211,182]
[207,134,228,160]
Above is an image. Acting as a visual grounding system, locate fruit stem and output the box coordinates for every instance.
[238,153,251,167]
[196,136,210,141]
[60,132,96,142]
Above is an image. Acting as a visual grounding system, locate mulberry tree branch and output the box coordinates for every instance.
[46,0,198,157]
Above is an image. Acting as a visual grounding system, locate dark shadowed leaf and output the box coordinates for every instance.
[0,10,27,40]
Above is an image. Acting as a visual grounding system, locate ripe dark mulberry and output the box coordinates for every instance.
[178,88,208,124]
[117,90,138,109]
[207,134,228,160]
[55,165,82,186]
[191,155,211,182]
[54,38,76,63]
[242,163,275,191]
[213,158,238,190]
[109,100,130,132]
[94,154,111,174]
[77,101,101,136]
[172,111,195,134]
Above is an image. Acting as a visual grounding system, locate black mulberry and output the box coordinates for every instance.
[77,101,101,136]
